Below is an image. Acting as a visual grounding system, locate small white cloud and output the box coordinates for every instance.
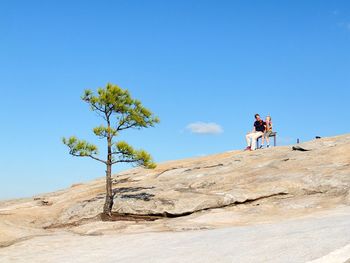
[186,122,223,135]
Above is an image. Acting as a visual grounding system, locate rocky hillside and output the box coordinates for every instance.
[1,134,350,248]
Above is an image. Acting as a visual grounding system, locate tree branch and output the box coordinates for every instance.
[71,152,107,164]
[111,151,123,155]
[112,159,141,165]
[116,117,127,131]
[90,103,105,114]
[88,155,107,164]
[116,122,138,131]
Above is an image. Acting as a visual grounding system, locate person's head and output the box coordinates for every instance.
[266,115,271,122]
[254,114,261,121]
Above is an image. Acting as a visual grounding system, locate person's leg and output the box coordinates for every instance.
[266,131,272,147]
[251,132,263,150]
[245,133,252,147]
[244,133,254,150]
[260,133,265,148]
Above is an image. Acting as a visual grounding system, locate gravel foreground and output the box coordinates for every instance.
[1,206,350,263]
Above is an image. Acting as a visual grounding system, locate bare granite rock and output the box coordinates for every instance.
[0,133,350,254]
[56,134,350,223]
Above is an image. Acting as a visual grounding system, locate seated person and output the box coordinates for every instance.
[245,114,265,151]
[260,115,273,148]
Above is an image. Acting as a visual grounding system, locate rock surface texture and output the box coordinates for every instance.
[0,134,350,262]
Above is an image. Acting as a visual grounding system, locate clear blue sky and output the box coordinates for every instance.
[1,0,349,200]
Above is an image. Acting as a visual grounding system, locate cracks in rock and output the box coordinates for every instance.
[113,186,156,201]
[155,167,185,178]
[44,214,102,229]
[303,187,350,196]
[81,187,157,207]
[301,189,327,195]
[112,177,140,184]
[0,234,51,248]
[0,212,13,216]
[112,177,130,184]
[113,186,155,195]
[82,194,105,206]
[121,192,290,219]
[157,199,175,206]
[155,163,224,178]
[154,192,290,218]
[120,193,155,201]
[184,164,224,173]
[45,192,291,228]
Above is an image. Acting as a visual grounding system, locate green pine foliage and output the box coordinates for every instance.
[113,141,156,169]
[62,136,98,157]
[63,83,159,168]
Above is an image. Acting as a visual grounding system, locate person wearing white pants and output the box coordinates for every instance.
[245,114,266,151]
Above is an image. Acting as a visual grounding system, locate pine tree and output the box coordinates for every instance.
[63,83,159,216]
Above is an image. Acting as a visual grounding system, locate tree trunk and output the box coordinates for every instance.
[103,163,113,216]
[103,117,113,216]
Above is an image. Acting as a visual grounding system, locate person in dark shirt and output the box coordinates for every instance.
[245,114,265,151]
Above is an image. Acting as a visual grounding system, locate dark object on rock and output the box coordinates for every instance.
[120,193,155,201]
[40,200,53,206]
[315,136,321,139]
[292,146,311,152]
